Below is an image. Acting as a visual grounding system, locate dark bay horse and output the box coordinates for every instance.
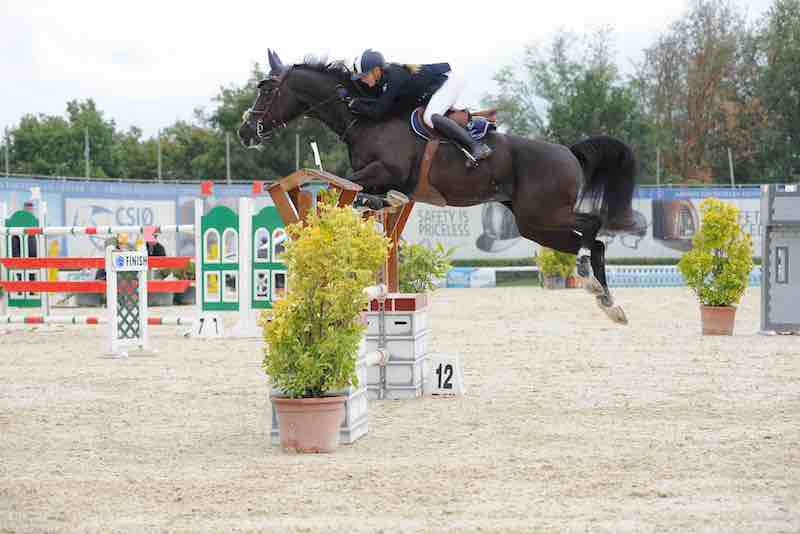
[238,50,645,323]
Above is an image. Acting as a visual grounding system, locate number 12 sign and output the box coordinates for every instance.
[425,354,466,396]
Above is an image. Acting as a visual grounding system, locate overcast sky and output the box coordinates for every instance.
[1,0,773,139]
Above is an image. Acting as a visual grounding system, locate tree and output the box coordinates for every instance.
[111,127,157,180]
[482,64,544,138]
[756,0,800,179]
[638,0,762,182]
[484,28,656,178]
[9,99,118,178]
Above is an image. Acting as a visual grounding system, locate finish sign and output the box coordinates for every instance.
[112,251,147,272]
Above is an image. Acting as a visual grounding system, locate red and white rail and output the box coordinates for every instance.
[0,315,194,326]
[0,224,194,237]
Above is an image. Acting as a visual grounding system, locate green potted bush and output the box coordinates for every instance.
[537,247,576,289]
[398,241,453,293]
[261,194,389,453]
[677,198,753,335]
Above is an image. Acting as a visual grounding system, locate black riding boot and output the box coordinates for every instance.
[431,114,492,161]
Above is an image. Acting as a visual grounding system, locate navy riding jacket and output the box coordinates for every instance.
[349,63,451,120]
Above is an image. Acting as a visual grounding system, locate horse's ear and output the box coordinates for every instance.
[268,49,286,76]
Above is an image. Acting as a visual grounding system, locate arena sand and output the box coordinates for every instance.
[1,287,798,533]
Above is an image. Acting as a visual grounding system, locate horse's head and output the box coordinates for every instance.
[238,49,356,149]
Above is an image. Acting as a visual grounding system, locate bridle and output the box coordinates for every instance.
[243,65,358,142]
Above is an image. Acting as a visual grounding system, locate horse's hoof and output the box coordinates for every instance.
[583,275,605,296]
[603,305,628,325]
[353,193,385,211]
[596,297,628,325]
[386,190,410,207]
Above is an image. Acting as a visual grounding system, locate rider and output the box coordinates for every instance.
[348,49,492,162]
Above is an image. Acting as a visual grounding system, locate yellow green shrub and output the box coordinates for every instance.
[677,198,753,307]
[261,197,390,397]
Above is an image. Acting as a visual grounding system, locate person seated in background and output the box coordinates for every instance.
[145,233,168,281]
[146,235,166,257]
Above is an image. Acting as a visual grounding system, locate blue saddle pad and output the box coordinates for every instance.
[410,109,496,142]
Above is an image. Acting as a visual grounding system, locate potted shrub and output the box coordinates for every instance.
[398,241,453,293]
[677,198,753,335]
[262,194,389,453]
[537,247,576,289]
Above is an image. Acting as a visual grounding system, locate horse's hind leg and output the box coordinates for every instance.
[586,238,628,324]
[574,214,628,325]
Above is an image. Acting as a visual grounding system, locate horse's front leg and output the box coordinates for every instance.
[349,161,409,210]
[349,160,398,191]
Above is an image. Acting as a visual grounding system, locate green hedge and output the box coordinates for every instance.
[452,257,761,267]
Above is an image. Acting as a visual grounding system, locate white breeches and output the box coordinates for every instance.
[423,71,465,128]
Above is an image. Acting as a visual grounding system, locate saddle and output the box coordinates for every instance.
[410,107,498,206]
[410,107,498,142]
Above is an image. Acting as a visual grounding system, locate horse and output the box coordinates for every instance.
[238,50,645,324]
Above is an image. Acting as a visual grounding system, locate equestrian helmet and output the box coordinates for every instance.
[351,49,385,80]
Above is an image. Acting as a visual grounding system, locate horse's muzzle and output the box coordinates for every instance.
[238,123,265,150]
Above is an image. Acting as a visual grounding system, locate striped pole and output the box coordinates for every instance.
[0,279,191,293]
[0,256,192,269]
[0,201,7,317]
[146,316,195,326]
[0,315,106,325]
[0,315,194,326]
[0,224,195,237]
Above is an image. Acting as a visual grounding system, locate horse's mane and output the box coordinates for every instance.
[294,55,352,83]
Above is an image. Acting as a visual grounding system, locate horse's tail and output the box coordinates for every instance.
[569,135,640,232]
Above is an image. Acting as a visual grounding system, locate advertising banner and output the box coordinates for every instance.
[63,197,177,256]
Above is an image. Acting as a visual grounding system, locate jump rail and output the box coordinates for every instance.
[0,256,192,269]
[0,315,193,326]
[0,225,195,237]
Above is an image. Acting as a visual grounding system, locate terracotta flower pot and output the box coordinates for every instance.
[271,395,346,453]
[700,305,737,336]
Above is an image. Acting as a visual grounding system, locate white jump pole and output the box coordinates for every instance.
[0,201,7,317]
[35,195,51,319]
[362,284,391,367]
[190,197,224,338]
[106,243,150,357]
[194,197,202,326]
[230,196,261,338]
